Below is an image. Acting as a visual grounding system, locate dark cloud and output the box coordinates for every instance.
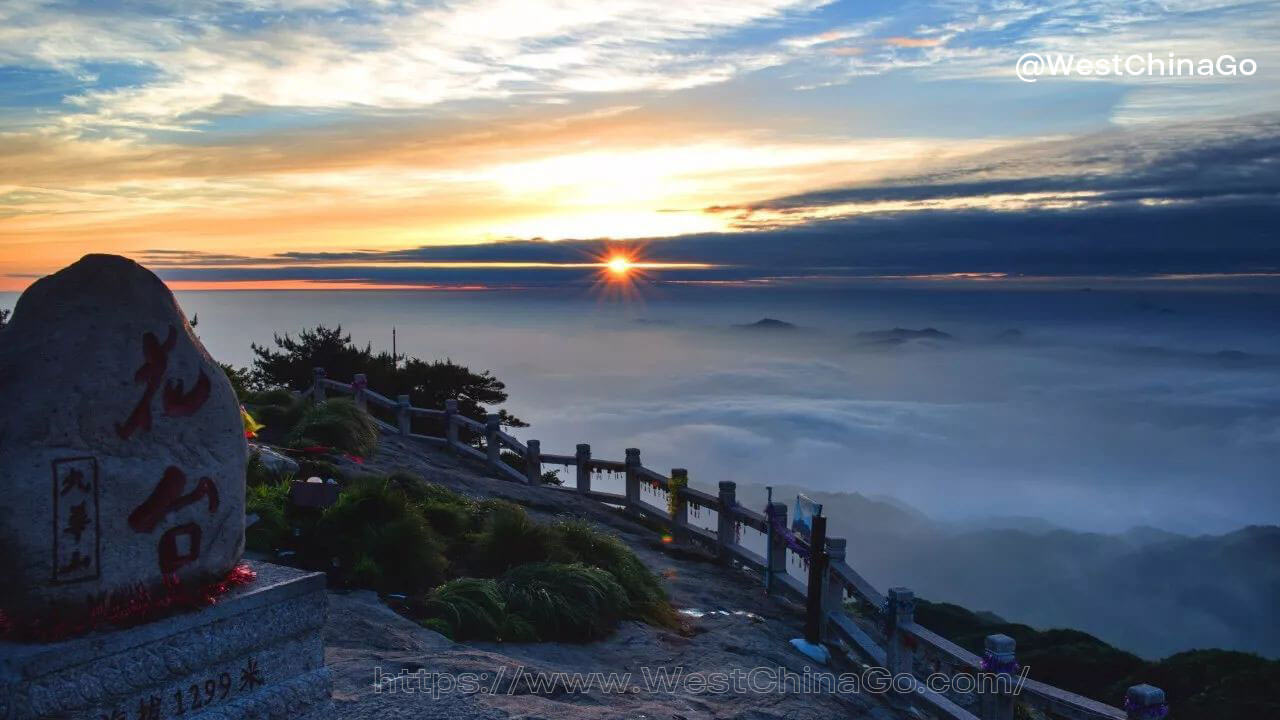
[731,114,1280,210]
[145,197,1280,286]
[134,114,1280,287]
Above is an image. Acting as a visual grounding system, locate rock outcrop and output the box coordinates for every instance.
[0,254,246,621]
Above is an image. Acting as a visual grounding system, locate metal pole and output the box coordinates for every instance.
[764,486,773,594]
[803,515,828,645]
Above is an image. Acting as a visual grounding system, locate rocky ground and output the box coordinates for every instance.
[313,433,909,719]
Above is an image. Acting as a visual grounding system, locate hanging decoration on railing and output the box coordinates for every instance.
[1123,696,1169,720]
[767,502,811,559]
[980,650,1021,676]
[668,472,687,517]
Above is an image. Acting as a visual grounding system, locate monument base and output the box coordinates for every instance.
[0,562,331,720]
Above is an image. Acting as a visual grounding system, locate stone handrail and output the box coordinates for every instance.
[305,368,1166,720]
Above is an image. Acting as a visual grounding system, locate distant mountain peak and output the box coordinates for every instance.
[735,318,797,330]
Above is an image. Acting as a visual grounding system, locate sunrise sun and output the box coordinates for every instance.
[606,256,633,277]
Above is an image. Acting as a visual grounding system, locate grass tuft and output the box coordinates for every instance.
[500,563,630,642]
[286,398,378,457]
[312,476,446,594]
[416,578,506,641]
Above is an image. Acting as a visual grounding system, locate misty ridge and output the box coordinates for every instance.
[736,482,1280,660]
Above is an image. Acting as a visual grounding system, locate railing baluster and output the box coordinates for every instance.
[885,587,916,676]
[765,500,787,593]
[1125,684,1167,720]
[352,373,368,411]
[979,634,1017,720]
[670,468,688,539]
[624,448,641,510]
[525,439,541,485]
[485,413,500,470]
[575,443,591,493]
[396,394,411,435]
[820,537,846,643]
[444,399,458,449]
[717,481,737,560]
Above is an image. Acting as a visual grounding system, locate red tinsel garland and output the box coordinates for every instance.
[0,563,257,643]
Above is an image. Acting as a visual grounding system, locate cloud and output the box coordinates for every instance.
[86,114,1280,287]
[0,0,833,131]
[883,36,945,48]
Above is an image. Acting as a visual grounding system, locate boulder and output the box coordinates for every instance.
[249,442,301,477]
[0,255,246,623]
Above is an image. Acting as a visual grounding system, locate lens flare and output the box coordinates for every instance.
[607,256,632,276]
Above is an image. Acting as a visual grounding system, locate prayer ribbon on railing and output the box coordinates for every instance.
[766,503,811,559]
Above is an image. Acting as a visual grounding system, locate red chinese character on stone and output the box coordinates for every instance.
[163,370,211,417]
[115,327,177,439]
[115,326,212,439]
[128,466,220,573]
[157,523,202,574]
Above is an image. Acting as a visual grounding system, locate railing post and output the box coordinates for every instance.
[885,587,915,676]
[979,634,1017,720]
[624,448,641,510]
[396,394,411,435]
[803,515,829,646]
[524,440,542,485]
[716,481,737,559]
[670,468,689,539]
[765,501,787,592]
[352,373,368,412]
[820,537,846,643]
[444,399,458,450]
[312,367,326,403]
[485,413,500,470]
[1124,684,1168,720]
[575,443,591,494]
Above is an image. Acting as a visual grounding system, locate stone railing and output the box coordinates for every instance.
[307,368,1169,720]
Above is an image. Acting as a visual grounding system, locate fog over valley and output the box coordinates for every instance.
[150,283,1280,537]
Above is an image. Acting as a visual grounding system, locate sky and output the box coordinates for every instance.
[1,0,1279,290]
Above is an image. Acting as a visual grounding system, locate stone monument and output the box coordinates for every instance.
[0,255,331,718]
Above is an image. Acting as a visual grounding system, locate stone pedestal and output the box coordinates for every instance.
[0,562,330,720]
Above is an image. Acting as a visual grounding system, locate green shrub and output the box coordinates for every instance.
[417,578,506,641]
[551,519,675,627]
[420,617,454,639]
[219,363,255,401]
[245,480,291,552]
[245,388,298,407]
[468,501,565,576]
[246,451,272,488]
[296,458,343,483]
[314,477,446,594]
[500,563,630,642]
[385,471,465,506]
[242,390,308,444]
[422,501,475,538]
[286,398,378,458]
